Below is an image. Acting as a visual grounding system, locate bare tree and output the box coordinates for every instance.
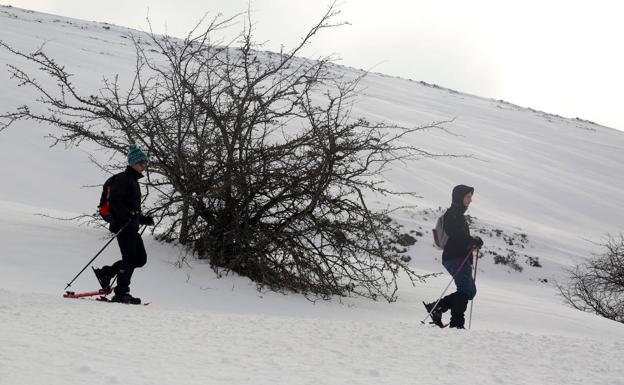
[557,235,624,323]
[1,3,446,301]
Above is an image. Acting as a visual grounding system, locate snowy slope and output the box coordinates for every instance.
[1,5,624,385]
[1,202,624,385]
[3,288,623,385]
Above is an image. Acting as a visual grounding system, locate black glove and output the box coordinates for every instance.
[473,236,484,249]
[139,214,155,226]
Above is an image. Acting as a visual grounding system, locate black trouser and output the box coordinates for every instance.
[438,292,470,327]
[102,226,147,295]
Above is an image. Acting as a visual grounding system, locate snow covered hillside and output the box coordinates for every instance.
[1,5,623,385]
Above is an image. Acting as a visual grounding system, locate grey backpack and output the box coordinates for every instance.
[432,214,448,250]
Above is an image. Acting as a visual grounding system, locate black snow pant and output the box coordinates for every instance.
[102,226,147,295]
[438,292,470,328]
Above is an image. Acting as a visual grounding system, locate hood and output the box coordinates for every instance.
[451,184,474,209]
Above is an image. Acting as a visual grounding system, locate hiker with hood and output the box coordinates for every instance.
[93,144,154,304]
[424,184,483,329]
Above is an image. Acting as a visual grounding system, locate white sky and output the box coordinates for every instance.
[4,0,624,130]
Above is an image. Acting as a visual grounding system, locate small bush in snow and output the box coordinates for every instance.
[492,250,523,272]
[525,256,542,268]
[395,233,417,247]
[557,235,624,324]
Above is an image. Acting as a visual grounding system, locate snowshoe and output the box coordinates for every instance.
[423,301,446,328]
[111,293,141,305]
[64,288,112,299]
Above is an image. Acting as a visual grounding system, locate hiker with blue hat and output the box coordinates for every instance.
[93,144,154,304]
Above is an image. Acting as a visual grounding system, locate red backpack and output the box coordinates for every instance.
[98,174,118,222]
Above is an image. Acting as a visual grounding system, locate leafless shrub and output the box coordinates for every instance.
[1,3,447,301]
[557,235,624,323]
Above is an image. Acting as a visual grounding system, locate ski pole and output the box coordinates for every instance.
[421,248,475,325]
[64,222,129,291]
[468,248,480,329]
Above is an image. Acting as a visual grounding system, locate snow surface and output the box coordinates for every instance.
[1,5,624,385]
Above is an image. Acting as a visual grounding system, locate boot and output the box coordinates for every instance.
[93,267,114,290]
[111,292,141,305]
[423,301,444,327]
[448,292,469,328]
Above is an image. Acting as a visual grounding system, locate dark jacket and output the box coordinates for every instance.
[109,166,144,233]
[442,185,478,263]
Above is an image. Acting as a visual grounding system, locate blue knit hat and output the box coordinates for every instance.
[127,144,149,166]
